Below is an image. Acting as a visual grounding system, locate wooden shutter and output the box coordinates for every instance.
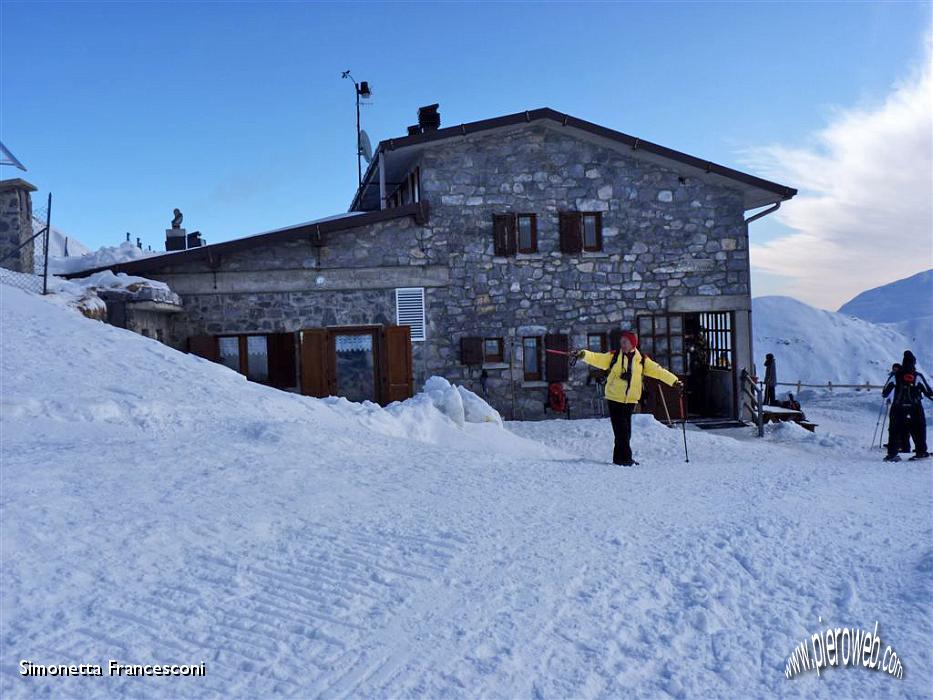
[188,335,218,361]
[460,336,484,365]
[493,214,516,256]
[559,212,583,254]
[381,325,413,404]
[300,329,332,397]
[609,329,623,352]
[267,332,297,389]
[545,333,569,382]
[591,212,603,251]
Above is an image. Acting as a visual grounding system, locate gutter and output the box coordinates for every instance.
[744,201,781,225]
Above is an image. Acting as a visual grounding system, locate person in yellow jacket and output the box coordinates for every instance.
[574,330,683,466]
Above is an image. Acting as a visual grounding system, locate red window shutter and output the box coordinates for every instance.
[559,212,583,253]
[460,336,484,365]
[545,333,569,382]
[267,332,297,389]
[188,335,218,361]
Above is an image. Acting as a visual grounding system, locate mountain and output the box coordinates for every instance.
[837,269,932,366]
[753,295,921,387]
[837,269,932,323]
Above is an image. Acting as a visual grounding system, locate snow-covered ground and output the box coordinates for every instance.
[2,285,932,699]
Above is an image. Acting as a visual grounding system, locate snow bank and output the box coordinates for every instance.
[323,377,551,457]
[48,241,157,274]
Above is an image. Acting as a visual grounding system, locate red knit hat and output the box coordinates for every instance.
[620,331,638,349]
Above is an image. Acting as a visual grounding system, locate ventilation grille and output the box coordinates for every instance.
[396,287,426,341]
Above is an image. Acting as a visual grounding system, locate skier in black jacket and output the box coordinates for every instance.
[882,351,932,462]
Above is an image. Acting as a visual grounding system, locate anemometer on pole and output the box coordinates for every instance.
[340,71,373,187]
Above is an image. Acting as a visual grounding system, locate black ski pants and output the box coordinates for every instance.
[764,384,776,406]
[607,400,635,465]
[888,405,928,458]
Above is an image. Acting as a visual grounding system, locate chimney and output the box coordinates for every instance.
[417,104,440,132]
[407,125,422,136]
[187,231,203,248]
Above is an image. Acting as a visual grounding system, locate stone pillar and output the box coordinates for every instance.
[0,179,37,273]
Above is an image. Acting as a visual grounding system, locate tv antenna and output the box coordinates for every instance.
[0,141,27,171]
[340,71,372,186]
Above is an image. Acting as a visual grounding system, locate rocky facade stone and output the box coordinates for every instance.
[0,181,36,274]
[130,123,756,420]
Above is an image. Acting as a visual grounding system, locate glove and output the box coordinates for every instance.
[569,349,586,368]
[674,380,685,394]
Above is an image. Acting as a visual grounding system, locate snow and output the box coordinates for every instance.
[2,284,932,699]
[48,241,157,275]
[753,295,927,386]
[34,219,92,259]
[837,269,933,367]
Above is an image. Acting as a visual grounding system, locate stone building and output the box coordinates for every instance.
[71,107,796,420]
[0,179,37,273]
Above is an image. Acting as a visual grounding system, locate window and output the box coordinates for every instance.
[583,212,603,252]
[700,312,733,370]
[636,314,685,376]
[587,333,607,353]
[218,335,270,381]
[396,287,426,341]
[523,337,542,381]
[140,328,150,337]
[484,338,504,363]
[517,214,537,254]
[156,329,164,343]
[387,168,420,209]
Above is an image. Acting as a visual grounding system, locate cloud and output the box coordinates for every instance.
[741,46,932,311]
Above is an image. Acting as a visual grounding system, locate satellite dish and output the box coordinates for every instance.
[358,130,373,163]
[0,141,27,171]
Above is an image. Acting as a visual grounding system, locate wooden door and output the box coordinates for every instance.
[188,335,218,361]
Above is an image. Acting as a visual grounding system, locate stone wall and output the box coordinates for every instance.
[416,123,751,419]
[0,180,36,274]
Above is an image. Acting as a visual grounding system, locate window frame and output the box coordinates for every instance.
[587,332,608,353]
[522,336,542,381]
[483,337,504,364]
[516,213,538,254]
[582,212,603,252]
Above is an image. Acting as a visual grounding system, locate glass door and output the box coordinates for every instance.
[333,331,377,403]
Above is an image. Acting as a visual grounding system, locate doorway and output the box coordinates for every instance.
[332,330,378,403]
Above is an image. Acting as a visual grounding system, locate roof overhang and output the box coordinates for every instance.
[350,108,796,212]
[64,202,428,279]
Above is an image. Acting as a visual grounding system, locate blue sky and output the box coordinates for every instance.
[1,1,931,307]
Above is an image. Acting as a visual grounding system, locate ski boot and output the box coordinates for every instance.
[882,454,901,463]
[909,452,930,461]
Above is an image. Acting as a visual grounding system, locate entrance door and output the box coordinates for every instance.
[683,312,736,418]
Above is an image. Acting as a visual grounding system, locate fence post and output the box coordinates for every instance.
[796,380,801,393]
[828,380,833,393]
[41,193,52,295]
[757,384,764,438]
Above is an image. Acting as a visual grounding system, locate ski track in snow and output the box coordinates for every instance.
[2,285,932,699]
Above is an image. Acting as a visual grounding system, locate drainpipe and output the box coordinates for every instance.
[378,154,386,210]
[743,200,782,421]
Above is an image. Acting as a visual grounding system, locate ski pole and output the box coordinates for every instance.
[679,392,689,463]
[878,399,890,449]
[544,349,571,356]
[871,396,886,448]
[657,383,673,426]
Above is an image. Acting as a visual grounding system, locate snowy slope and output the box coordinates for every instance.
[753,295,925,386]
[2,285,932,699]
[838,269,933,366]
[838,269,933,323]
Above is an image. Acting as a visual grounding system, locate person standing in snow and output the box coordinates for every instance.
[882,351,932,462]
[573,331,682,467]
[763,353,777,405]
